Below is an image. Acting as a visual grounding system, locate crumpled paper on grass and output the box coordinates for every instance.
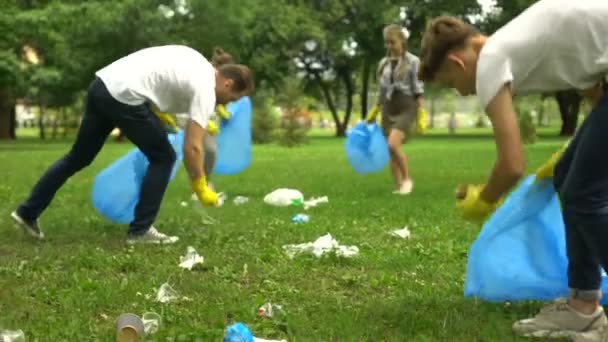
[179,246,204,270]
[282,233,359,258]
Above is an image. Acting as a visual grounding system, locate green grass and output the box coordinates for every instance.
[0,132,571,341]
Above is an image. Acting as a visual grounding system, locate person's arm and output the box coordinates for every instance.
[183,85,218,206]
[183,120,205,181]
[480,84,525,203]
[411,56,425,110]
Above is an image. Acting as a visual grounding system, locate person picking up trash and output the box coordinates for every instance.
[11,44,254,244]
[418,0,608,338]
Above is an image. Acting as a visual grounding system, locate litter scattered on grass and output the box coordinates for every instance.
[178,246,204,270]
[282,233,359,258]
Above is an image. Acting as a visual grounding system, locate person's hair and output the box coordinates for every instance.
[218,64,255,95]
[378,24,410,81]
[418,16,478,81]
[211,47,234,67]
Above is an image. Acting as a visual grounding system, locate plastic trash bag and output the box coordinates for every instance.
[464,175,608,304]
[263,188,304,207]
[91,130,185,224]
[215,96,252,175]
[344,121,389,174]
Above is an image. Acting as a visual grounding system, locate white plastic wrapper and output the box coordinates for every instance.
[179,246,204,270]
[282,233,359,258]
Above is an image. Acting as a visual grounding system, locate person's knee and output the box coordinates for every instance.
[150,145,176,166]
[65,151,95,172]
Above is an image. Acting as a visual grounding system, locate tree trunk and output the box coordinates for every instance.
[315,74,340,136]
[0,88,14,140]
[10,104,16,139]
[62,107,69,138]
[51,112,59,139]
[537,98,545,127]
[360,56,371,120]
[555,90,582,136]
[38,103,46,140]
[339,67,354,138]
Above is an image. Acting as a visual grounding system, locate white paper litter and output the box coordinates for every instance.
[141,312,162,335]
[254,338,287,342]
[0,330,25,342]
[391,227,411,239]
[282,233,359,258]
[264,189,304,207]
[257,302,283,318]
[155,283,181,303]
[233,196,249,205]
[303,196,328,210]
[180,201,188,207]
[179,246,204,270]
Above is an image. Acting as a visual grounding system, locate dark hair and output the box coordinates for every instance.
[418,16,478,81]
[211,47,234,67]
[218,64,255,95]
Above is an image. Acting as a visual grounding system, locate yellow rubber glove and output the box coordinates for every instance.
[192,176,218,207]
[207,120,219,136]
[216,104,231,120]
[535,140,571,181]
[455,184,499,223]
[154,110,178,133]
[416,107,428,135]
[366,104,380,123]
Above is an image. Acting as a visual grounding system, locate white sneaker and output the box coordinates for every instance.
[393,179,413,195]
[127,227,179,245]
[11,211,45,240]
[513,299,607,339]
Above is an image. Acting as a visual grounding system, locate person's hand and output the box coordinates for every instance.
[154,111,178,133]
[207,120,220,136]
[191,176,218,207]
[534,140,570,181]
[455,184,499,223]
[216,104,231,120]
[366,104,380,123]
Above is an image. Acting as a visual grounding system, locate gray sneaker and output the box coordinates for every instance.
[127,227,179,245]
[513,299,607,339]
[11,211,45,240]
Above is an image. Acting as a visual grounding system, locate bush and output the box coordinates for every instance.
[251,95,278,144]
[277,107,309,147]
[519,109,537,144]
[276,79,310,147]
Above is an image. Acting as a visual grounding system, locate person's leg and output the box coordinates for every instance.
[387,129,409,190]
[13,79,114,238]
[513,92,608,337]
[389,158,403,191]
[107,102,176,237]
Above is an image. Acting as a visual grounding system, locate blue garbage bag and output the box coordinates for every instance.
[223,322,254,342]
[91,130,185,224]
[215,96,252,175]
[464,175,608,304]
[344,121,389,174]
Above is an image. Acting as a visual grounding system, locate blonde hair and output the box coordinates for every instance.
[378,24,410,81]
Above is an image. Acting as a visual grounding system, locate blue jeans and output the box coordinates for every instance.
[17,78,176,236]
[554,85,608,300]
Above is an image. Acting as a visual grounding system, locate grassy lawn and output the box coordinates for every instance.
[0,130,571,341]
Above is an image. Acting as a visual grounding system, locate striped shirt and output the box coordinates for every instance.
[378,52,424,100]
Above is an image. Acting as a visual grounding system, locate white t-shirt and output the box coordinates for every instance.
[95,45,216,128]
[476,0,608,110]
